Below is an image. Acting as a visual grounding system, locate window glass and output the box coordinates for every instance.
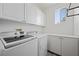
[55,8,60,24]
[55,8,67,24]
[60,8,67,22]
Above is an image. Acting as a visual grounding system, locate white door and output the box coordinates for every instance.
[62,37,78,56]
[0,3,2,17]
[48,35,62,55]
[3,3,25,22]
[2,39,38,56]
[39,36,47,56]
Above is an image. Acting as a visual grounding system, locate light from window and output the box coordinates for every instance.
[55,8,60,24]
[60,8,67,22]
[55,8,67,24]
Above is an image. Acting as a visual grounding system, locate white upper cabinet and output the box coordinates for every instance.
[25,4,37,25]
[0,4,2,17]
[25,3,46,26]
[0,3,46,25]
[38,9,46,26]
[2,3,25,22]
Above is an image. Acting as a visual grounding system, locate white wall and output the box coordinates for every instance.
[44,3,74,35]
[74,15,79,35]
[0,19,44,33]
[73,3,79,35]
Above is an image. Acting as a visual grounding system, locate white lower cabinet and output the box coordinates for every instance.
[48,35,79,56]
[48,35,62,55]
[62,37,78,56]
[38,35,47,56]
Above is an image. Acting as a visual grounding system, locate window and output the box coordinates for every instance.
[60,8,67,22]
[55,8,67,24]
[55,8,60,24]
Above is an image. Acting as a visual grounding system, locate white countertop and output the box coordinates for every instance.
[49,34,79,39]
[33,33,48,38]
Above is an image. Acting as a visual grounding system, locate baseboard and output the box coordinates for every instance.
[48,50,61,56]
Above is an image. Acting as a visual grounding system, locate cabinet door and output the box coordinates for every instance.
[2,39,38,56]
[48,35,62,55]
[3,3,25,22]
[62,37,78,56]
[25,4,39,25]
[0,3,2,17]
[38,9,46,26]
[39,36,47,56]
[25,3,45,26]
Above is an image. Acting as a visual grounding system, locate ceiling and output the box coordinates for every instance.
[35,3,57,10]
[35,3,56,9]
[35,3,69,12]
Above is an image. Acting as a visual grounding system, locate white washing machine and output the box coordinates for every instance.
[0,35,38,56]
